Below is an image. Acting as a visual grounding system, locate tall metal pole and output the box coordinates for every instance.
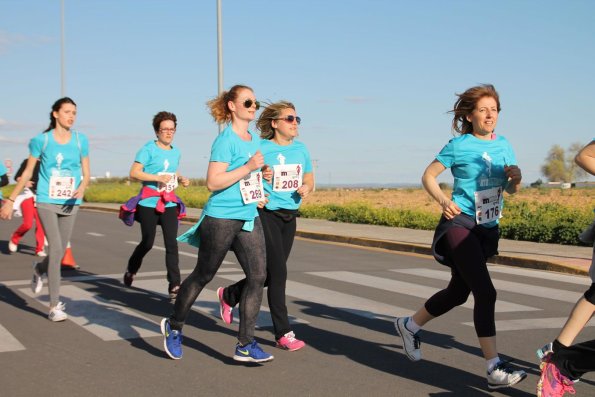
[60,0,66,96]
[216,0,224,132]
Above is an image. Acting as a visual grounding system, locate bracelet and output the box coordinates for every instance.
[5,197,15,203]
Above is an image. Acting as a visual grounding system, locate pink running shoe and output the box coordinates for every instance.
[217,287,233,325]
[537,358,576,397]
[276,331,306,351]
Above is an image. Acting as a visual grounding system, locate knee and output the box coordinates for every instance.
[248,272,267,288]
[475,286,497,306]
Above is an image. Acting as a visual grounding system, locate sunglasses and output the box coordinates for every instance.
[275,115,301,125]
[243,99,260,110]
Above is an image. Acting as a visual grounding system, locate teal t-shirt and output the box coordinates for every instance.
[134,140,181,208]
[0,162,7,200]
[30,130,89,205]
[262,139,313,210]
[436,134,517,227]
[202,125,262,221]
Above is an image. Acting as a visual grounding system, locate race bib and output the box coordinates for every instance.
[474,186,503,225]
[49,176,76,200]
[273,164,303,192]
[157,172,178,193]
[240,171,264,204]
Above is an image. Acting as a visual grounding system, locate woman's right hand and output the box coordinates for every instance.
[440,199,461,220]
[246,150,264,172]
[0,201,14,220]
[156,174,173,184]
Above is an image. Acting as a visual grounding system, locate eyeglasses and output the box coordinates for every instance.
[274,115,301,125]
[242,99,260,110]
[159,128,176,133]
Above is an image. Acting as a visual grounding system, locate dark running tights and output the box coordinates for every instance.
[127,205,180,285]
[552,338,595,380]
[224,209,296,339]
[170,216,266,345]
[424,226,497,337]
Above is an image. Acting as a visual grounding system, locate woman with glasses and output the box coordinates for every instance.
[393,85,527,390]
[122,111,190,301]
[217,101,314,352]
[161,84,274,363]
[0,97,90,322]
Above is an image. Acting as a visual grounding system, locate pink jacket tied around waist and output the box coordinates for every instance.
[119,186,186,226]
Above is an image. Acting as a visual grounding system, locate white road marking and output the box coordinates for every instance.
[0,324,26,352]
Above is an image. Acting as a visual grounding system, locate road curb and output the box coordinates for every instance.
[82,205,589,277]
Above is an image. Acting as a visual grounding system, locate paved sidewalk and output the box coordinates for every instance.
[83,202,593,277]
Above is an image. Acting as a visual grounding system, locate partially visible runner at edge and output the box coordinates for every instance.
[535,138,595,397]
[393,84,527,390]
[0,97,91,322]
[217,100,314,352]
[160,84,274,363]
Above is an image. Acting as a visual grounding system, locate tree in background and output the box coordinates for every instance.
[541,143,587,182]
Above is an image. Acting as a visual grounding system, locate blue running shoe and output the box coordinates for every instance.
[536,342,553,360]
[160,318,183,360]
[233,340,274,363]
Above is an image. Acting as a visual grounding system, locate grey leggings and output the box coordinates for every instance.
[36,203,79,307]
[170,215,267,345]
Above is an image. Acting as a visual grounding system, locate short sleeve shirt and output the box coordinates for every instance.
[30,130,89,205]
[261,139,313,210]
[134,140,181,208]
[436,134,517,227]
[203,125,262,221]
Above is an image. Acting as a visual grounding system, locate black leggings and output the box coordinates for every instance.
[425,225,498,337]
[170,216,267,345]
[127,205,180,285]
[224,209,296,339]
[552,339,595,380]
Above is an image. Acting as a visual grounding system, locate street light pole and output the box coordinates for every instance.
[216,0,224,132]
[60,0,66,96]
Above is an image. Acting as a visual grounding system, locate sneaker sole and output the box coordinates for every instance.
[160,318,182,360]
[233,354,274,363]
[487,372,527,390]
[49,314,67,322]
[395,319,421,362]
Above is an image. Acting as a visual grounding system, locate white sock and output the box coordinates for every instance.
[487,357,501,373]
[405,317,421,334]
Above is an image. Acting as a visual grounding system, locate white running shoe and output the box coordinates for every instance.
[394,317,422,361]
[8,241,18,253]
[48,302,67,322]
[487,360,527,389]
[31,263,43,294]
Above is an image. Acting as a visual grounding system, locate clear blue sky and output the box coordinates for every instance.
[1,0,594,185]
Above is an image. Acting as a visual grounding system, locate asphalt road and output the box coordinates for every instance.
[0,210,593,396]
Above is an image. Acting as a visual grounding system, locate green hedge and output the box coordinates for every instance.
[3,183,591,246]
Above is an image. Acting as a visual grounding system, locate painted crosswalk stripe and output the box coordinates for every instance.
[391,268,585,303]
[308,271,538,313]
[20,285,161,341]
[132,279,308,328]
[218,274,415,320]
[488,265,590,286]
[0,324,25,352]
[126,241,235,265]
[86,232,104,237]
[463,317,595,331]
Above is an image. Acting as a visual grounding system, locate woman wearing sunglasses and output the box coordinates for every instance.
[161,85,274,363]
[122,111,190,301]
[217,101,314,352]
[393,85,527,390]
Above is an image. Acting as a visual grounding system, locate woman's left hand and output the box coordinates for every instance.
[297,184,312,199]
[178,176,190,187]
[262,165,273,183]
[504,165,522,184]
[72,185,86,199]
[257,193,269,208]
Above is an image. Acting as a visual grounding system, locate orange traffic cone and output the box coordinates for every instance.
[61,242,79,269]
